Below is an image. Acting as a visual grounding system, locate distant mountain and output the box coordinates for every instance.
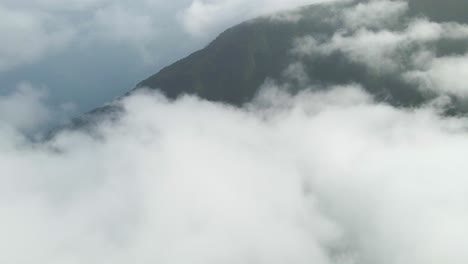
[65,0,468,133]
[136,3,339,105]
[134,0,468,109]
[408,0,468,24]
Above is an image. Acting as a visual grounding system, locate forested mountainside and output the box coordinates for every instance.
[67,0,468,131]
[135,0,468,110]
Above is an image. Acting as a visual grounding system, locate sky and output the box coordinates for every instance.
[2,0,468,263]
[0,0,336,123]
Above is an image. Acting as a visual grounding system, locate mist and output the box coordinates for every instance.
[1,84,468,263]
[2,0,468,263]
[0,0,338,115]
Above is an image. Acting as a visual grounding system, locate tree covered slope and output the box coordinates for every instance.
[134,0,468,109]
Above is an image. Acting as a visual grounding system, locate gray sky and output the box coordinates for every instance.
[2,1,468,263]
[0,0,334,120]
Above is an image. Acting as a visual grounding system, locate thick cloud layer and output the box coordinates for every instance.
[2,85,468,264]
[2,1,468,263]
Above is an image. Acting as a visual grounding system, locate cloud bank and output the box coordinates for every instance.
[2,1,468,263]
[2,85,468,263]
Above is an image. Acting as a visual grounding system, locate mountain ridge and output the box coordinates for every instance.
[64,0,468,133]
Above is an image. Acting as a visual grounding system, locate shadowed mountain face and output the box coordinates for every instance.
[408,0,468,24]
[66,0,468,132]
[137,4,339,105]
[135,0,468,111]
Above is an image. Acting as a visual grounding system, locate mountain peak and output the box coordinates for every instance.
[133,0,468,111]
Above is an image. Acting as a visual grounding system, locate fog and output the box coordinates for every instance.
[0,0,337,115]
[2,1,468,263]
[1,84,468,263]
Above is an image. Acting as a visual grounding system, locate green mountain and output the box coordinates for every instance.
[136,3,338,105]
[133,0,468,109]
[64,0,468,133]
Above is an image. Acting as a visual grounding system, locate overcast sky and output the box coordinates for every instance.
[2,1,468,263]
[0,0,337,121]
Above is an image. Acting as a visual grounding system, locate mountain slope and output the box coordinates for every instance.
[137,5,331,105]
[65,0,468,133]
[136,2,347,105]
[134,0,468,109]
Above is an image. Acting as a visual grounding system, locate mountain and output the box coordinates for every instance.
[136,3,339,105]
[134,0,468,109]
[66,0,468,132]
[408,0,468,24]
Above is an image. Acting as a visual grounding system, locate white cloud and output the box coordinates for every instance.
[405,54,468,96]
[290,1,468,99]
[294,17,468,73]
[2,3,468,262]
[178,0,341,36]
[0,82,51,133]
[2,86,468,263]
[0,0,177,70]
[0,0,110,11]
[0,0,341,71]
[91,4,159,61]
[0,82,77,134]
[267,11,303,23]
[342,0,408,30]
[283,62,310,86]
[0,6,74,71]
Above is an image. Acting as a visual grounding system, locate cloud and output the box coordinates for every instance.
[2,85,468,263]
[0,82,51,133]
[178,0,341,36]
[0,0,342,115]
[405,54,468,96]
[91,4,158,61]
[0,82,76,134]
[291,0,468,98]
[2,2,468,262]
[0,5,74,71]
[294,18,468,73]
[342,0,408,30]
[0,0,175,70]
[0,0,340,72]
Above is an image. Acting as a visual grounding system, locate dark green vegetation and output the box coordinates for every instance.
[137,2,346,105]
[137,3,340,105]
[134,0,468,109]
[65,0,468,133]
[408,0,468,24]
